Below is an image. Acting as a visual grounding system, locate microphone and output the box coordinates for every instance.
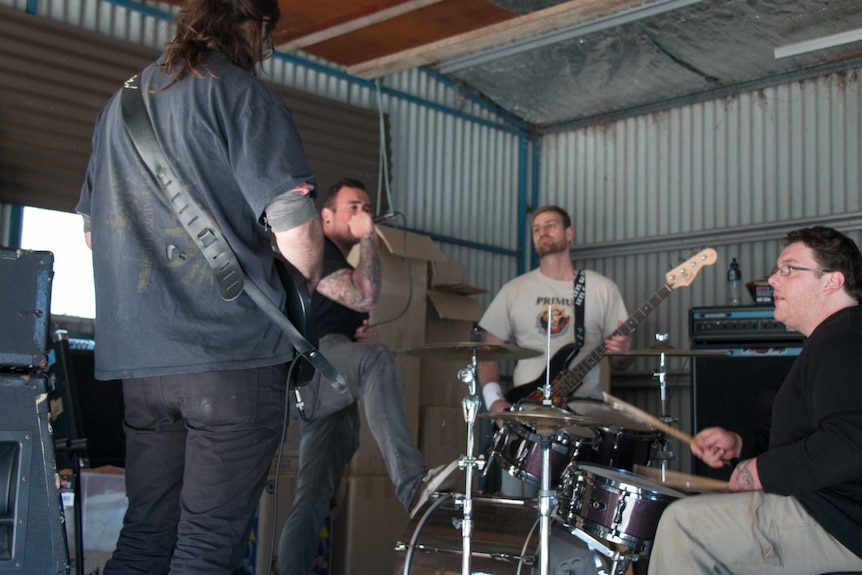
[373,212,397,224]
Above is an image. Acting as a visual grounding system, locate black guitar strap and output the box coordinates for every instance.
[119,73,345,393]
[573,269,586,353]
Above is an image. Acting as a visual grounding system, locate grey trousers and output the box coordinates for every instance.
[278,334,426,575]
[648,491,862,575]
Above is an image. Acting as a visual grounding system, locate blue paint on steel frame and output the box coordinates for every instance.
[397,226,518,258]
[7,206,24,248]
[419,66,530,135]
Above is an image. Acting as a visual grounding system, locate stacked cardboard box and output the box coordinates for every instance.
[419,261,486,469]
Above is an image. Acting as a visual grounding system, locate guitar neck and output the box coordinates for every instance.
[552,283,674,398]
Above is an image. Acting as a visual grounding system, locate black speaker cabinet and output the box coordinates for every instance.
[0,374,69,574]
[0,248,53,371]
[691,354,798,480]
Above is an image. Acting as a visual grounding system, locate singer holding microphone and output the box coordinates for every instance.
[278,179,459,575]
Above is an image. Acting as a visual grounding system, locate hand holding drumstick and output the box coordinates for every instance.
[603,393,761,492]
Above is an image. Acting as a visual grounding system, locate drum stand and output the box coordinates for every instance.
[454,347,486,575]
[567,528,635,575]
[650,334,677,474]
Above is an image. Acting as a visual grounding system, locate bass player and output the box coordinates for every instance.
[477,205,634,495]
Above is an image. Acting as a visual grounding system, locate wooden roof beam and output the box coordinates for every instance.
[275,0,445,52]
[346,0,654,79]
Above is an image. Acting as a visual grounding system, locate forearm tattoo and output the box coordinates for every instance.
[358,235,381,292]
[734,460,757,491]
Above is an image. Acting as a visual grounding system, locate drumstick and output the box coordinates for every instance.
[602,392,696,446]
[634,464,729,492]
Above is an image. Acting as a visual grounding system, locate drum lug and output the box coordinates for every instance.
[612,494,628,527]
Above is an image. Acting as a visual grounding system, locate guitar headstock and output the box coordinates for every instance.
[665,248,718,289]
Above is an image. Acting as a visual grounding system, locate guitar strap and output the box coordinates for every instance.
[573,269,586,354]
[119,73,346,393]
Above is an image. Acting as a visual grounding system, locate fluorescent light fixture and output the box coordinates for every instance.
[775,28,862,59]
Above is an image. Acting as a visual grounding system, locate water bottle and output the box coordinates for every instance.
[728,257,742,306]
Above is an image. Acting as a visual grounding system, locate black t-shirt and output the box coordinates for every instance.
[76,52,317,380]
[758,305,862,558]
[312,238,368,339]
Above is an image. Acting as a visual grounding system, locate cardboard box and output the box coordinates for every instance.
[332,475,408,575]
[428,260,488,296]
[420,289,486,407]
[64,468,127,575]
[419,406,469,469]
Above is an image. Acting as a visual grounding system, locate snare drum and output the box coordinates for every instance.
[567,399,662,471]
[555,463,685,556]
[489,417,597,488]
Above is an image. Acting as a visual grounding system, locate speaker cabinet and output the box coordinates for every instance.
[691,354,798,480]
[0,374,69,574]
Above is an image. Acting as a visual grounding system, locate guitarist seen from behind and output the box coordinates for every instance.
[478,205,635,423]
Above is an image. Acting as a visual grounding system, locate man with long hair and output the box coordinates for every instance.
[76,0,323,572]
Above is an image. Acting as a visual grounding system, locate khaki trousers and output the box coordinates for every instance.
[648,491,862,575]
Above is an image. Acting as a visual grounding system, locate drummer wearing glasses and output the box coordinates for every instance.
[649,226,862,574]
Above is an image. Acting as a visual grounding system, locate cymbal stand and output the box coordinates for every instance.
[651,333,676,474]
[536,434,554,575]
[535,304,554,575]
[455,347,485,575]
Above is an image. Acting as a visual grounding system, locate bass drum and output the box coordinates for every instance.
[395,494,613,575]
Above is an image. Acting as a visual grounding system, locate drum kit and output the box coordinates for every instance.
[401,339,730,575]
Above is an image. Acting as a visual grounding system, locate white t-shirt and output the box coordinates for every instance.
[479,268,628,399]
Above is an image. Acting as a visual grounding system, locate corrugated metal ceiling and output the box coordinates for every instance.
[185,0,862,130]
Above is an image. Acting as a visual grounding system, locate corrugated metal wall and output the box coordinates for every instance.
[542,72,862,351]
[0,3,389,213]
[0,0,527,302]
[542,71,862,467]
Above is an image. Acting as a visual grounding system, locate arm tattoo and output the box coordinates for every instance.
[734,460,756,491]
[357,235,381,294]
[316,237,381,312]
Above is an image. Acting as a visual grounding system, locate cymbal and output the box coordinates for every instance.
[607,345,731,358]
[566,399,655,431]
[479,405,605,434]
[406,342,542,361]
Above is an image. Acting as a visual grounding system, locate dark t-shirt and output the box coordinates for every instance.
[757,305,862,558]
[312,238,368,339]
[77,52,318,380]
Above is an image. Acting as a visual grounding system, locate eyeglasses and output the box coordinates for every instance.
[770,264,831,277]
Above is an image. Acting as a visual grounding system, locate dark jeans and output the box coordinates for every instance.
[104,364,288,575]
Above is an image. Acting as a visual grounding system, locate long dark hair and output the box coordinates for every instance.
[163,0,279,84]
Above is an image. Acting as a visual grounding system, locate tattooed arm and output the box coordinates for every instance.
[316,233,381,312]
[728,458,763,492]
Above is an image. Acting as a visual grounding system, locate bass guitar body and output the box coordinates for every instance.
[275,259,318,388]
[504,343,581,406]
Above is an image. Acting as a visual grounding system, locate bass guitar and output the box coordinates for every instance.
[506,248,718,405]
[275,258,319,389]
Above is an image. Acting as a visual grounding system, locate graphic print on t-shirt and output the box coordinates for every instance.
[535,297,572,338]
